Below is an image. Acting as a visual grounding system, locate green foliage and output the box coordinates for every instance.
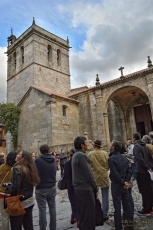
[0,102,20,148]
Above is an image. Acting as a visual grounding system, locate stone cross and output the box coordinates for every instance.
[11,27,13,35]
[118,66,124,77]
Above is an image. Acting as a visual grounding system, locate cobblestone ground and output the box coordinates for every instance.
[0,171,153,229]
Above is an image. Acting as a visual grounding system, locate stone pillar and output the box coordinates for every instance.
[146,75,153,120]
[6,131,14,154]
[103,113,110,146]
[120,117,127,142]
[88,92,97,140]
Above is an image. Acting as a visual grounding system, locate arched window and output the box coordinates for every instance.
[13,52,16,68]
[21,46,24,64]
[62,105,67,116]
[57,49,61,66]
[48,45,52,62]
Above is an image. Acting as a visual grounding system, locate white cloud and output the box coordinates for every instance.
[1,0,153,95]
[0,47,7,102]
[61,0,153,88]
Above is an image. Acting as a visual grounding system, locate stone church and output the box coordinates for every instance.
[5,19,153,153]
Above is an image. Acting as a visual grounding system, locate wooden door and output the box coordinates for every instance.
[134,104,152,137]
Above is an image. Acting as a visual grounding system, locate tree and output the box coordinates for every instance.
[0,102,20,148]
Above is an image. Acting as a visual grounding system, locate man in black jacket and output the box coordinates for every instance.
[108,141,133,230]
[72,136,98,230]
[133,132,153,216]
[35,144,56,230]
[59,149,67,177]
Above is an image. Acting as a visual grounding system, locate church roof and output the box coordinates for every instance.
[68,86,88,96]
[18,85,79,106]
[69,66,153,97]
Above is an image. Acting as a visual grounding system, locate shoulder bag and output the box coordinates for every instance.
[57,176,67,190]
[4,166,26,216]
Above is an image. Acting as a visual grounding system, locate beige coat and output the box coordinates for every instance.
[146,143,153,159]
[88,149,110,188]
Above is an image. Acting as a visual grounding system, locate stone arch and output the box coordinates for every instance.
[103,85,152,142]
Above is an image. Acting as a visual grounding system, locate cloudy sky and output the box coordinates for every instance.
[1,0,153,102]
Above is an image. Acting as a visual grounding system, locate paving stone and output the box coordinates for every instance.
[0,171,153,229]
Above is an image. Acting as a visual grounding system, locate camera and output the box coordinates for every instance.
[3,182,12,188]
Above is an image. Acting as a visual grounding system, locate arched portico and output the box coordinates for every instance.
[105,86,152,142]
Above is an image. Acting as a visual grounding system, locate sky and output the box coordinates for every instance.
[1,0,153,102]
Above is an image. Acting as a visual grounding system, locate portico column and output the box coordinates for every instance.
[103,113,110,146]
[120,117,127,142]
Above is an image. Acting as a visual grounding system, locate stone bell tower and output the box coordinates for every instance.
[7,18,71,104]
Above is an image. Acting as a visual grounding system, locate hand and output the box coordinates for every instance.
[95,192,98,198]
[123,182,129,189]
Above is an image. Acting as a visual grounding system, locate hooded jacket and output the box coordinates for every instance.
[133,140,151,174]
[35,154,56,190]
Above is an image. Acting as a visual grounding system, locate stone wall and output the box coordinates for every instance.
[18,89,79,153]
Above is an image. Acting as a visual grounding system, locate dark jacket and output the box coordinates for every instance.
[35,153,56,190]
[7,166,33,201]
[59,152,67,165]
[72,150,98,193]
[108,151,132,186]
[64,159,72,181]
[133,140,152,174]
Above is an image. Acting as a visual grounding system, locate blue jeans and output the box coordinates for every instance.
[131,163,136,179]
[128,188,134,214]
[101,187,109,218]
[35,186,56,230]
[60,165,64,177]
[111,183,133,230]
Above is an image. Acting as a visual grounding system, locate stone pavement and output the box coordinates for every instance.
[0,171,153,229]
[33,171,153,230]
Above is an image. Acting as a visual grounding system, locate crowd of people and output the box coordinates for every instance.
[0,131,153,230]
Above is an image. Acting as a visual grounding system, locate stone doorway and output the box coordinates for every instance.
[134,104,153,137]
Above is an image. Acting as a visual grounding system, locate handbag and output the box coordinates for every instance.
[4,194,26,216]
[4,166,26,216]
[57,176,67,190]
[95,198,104,226]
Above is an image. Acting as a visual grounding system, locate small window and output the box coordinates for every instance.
[13,52,16,68]
[57,49,61,65]
[21,46,24,64]
[62,105,67,116]
[48,45,52,62]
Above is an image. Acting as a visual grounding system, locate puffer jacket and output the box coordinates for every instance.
[133,140,152,174]
[6,166,33,201]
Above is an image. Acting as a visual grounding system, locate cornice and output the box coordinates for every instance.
[7,26,70,54]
